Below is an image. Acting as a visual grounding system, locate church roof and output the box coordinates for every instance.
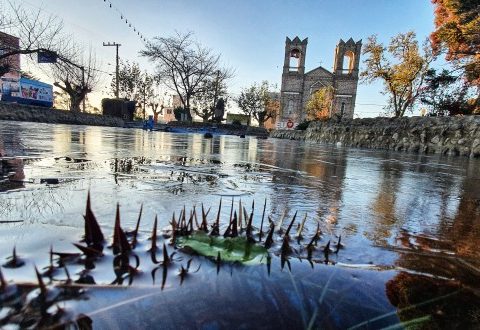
[286,36,308,45]
[305,66,333,77]
[338,38,362,45]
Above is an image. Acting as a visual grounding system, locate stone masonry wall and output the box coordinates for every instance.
[270,116,480,158]
[0,102,124,127]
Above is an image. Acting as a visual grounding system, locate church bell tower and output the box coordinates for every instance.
[332,38,362,119]
[279,37,308,124]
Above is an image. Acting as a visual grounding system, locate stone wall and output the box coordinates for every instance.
[270,116,480,158]
[270,129,306,141]
[0,102,124,127]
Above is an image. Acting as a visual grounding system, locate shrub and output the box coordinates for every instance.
[174,107,192,121]
[295,120,311,130]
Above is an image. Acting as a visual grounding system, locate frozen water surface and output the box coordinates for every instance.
[1,121,479,328]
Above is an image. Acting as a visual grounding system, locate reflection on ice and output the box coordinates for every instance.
[1,121,480,328]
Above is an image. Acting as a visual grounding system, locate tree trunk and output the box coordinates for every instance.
[185,95,193,122]
[70,96,82,112]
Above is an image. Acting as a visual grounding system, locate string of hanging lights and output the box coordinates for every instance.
[101,0,148,43]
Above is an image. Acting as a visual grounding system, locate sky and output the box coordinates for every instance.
[5,0,437,117]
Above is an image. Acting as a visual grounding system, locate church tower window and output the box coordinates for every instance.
[287,100,294,114]
[343,51,355,73]
[289,49,301,72]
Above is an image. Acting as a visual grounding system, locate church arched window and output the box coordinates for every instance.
[287,100,294,114]
[289,48,300,72]
[343,51,355,73]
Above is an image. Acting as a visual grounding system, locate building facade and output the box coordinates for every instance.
[0,31,21,79]
[278,36,362,128]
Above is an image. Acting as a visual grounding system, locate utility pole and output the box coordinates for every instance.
[81,66,85,112]
[143,83,146,121]
[212,70,220,122]
[103,42,121,98]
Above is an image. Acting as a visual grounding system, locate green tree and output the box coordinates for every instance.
[305,86,334,120]
[111,61,158,120]
[237,81,277,127]
[111,60,142,100]
[191,71,229,122]
[137,72,156,120]
[174,107,190,121]
[361,32,434,117]
[420,69,476,116]
[213,98,226,123]
[237,85,260,126]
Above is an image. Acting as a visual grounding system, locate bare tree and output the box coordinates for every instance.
[0,2,100,112]
[0,1,64,76]
[141,31,232,120]
[46,43,100,112]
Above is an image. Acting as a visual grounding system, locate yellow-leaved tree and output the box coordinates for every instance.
[361,32,433,117]
[306,86,334,120]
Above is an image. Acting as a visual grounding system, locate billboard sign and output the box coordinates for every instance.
[1,77,53,107]
[20,78,53,102]
[0,77,20,100]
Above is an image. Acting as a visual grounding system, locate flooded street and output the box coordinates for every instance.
[1,121,480,328]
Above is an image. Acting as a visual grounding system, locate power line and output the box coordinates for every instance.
[8,0,116,73]
[356,103,387,107]
[90,67,112,75]
[100,0,149,44]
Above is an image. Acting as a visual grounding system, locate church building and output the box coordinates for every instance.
[278,37,362,128]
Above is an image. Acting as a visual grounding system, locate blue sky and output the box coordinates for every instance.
[12,0,436,117]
